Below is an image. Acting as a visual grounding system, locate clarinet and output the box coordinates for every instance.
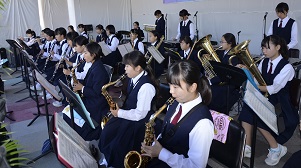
[35,42,46,64]
[49,47,69,82]
[65,50,76,89]
[43,41,56,72]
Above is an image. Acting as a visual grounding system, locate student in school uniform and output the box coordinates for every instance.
[141,60,214,168]
[208,33,240,115]
[130,29,145,54]
[64,42,109,141]
[35,28,51,66]
[101,24,121,67]
[238,35,299,166]
[77,24,88,39]
[95,24,107,43]
[175,9,195,42]
[100,50,157,167]
[133,21,145,41]
[148,30,165,78]
[179,36,203,70]
[267,2,298,50]
[20,29,40,56]
[67,25,75,33]
[154,10,165,38]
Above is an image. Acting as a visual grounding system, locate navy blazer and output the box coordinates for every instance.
[155,17,165,38]
[217,50,239,66]
[82,59,109,123]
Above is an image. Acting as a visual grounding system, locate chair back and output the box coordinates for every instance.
[103,64,114,82]
[289,49,300,58]
[289,78,301,109]
[209,120,246,168]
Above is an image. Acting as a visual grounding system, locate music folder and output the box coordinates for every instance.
[53,112,98,168]
[243,81,278,135]
[147,46,165,64]
[98,41,112,56]
[118,43,134,57]
[59,80,98,129]
[17,38,30,50]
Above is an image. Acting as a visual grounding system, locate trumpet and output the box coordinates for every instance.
[124,97,175,168]
[101,74,127,129]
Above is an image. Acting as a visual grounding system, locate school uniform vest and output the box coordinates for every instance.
[57,40,67,55]
[148,101,212,167]
[123,74,154,110]
[261,58,298,144]
[75,54,85,73]
[96,34,101,43]
[180,20,192,39]
[132,40,140,51]
[272,18,295,45]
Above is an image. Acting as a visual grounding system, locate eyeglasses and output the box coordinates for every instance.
[220,41,227,44]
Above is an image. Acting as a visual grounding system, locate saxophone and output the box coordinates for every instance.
[146,36,164,65]
[124,97,175,168]
[71,59,85,97]
[101,73,127,129]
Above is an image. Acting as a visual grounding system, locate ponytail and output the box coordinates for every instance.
[261,35,289,60]
[198,76,212,105]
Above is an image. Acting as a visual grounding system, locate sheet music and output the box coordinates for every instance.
[55,113,91,154]
[57,129,98,168]
[34,70,61,101]
[147,46,165,64]
[98,41,112,56]
[243,81,278,135]
[118,43,134,57]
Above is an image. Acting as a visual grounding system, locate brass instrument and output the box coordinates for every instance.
[198,51,217,80]
[146,36,164,65]
[164,47,182,59]
[71,59,85,97]
[124,97,175,168]
[197,34,221,62]
[228,40,268,96]
[101,74,127,129]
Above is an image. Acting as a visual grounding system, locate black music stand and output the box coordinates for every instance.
[59,80,98,129]
[27,70,61,165]
[211,61,247,113]
[6,39,24,82]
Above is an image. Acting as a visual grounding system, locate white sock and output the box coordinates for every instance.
[270,144,280,152]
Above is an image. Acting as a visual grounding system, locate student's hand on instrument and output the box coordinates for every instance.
[236,64,247,69]
[19,37,24,41]
[50,51,55,56]
[172,37,177,41]
[73,82,83,91]
[63,69,71,75]
[257,85,267,92]
[141,136,163,158]
[110,105,119,117]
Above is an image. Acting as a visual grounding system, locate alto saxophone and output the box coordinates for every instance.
[101,73,127,129]
[71,59,85,97]
[124,97,175,168]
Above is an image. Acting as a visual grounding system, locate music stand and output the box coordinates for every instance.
[211,61,247,113]
[6,39,24,80]
[59,80,98,129]
[27,69,62,165]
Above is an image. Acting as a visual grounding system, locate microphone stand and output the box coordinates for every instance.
[165,14,168,40]
[194,13,199,40]
[237,31,241,45]
[263,12,268,39]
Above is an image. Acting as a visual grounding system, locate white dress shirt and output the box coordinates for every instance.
[106,34,119,51]
[267,16,298,49]
[184,48,191,59]
[42,41,50,58]
[43,39,56,58]
[176,19,195,40]
[53,39,68,61]
[74,53,92,80]
[258,55,294,95]
[118,70,156,121]
[25,37,36,47]
[80,31,88,39]
[132,38,145,54]
[158,93,214,168]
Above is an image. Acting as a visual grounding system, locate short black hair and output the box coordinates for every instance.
[154,10,162,16]
[96,24,104,30]
[150,30,159,38]
[68,25,75,32]
[179,36,192,47]
[26,29,36,37]
[77,24,86,31]
[106,25,115,34]
[66,32,79,41]
[179,9,190,17]
[54,27,67,37]
[133,21,139,26]
[130,29,139,35]
[74,36,89,46]
[276,2,289,13]
[222,33,236,48]
[44,29,55,38]
[86,42,104,60]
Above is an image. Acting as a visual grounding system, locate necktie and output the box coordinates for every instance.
[171,105,182,125]
[268,62,273,74]
[184,53,188,59]
[77,54,82,63]
[128,80,134,93]
[279,20,283,28]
